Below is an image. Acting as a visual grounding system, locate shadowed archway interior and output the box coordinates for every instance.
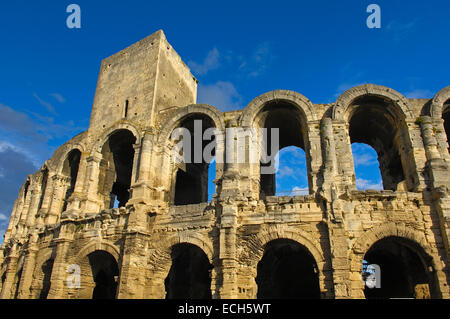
[363,236,438,299]
[172,114,216,205]
[256,239,320,299]
[88,251,119,299]
[164,243,212,299]
[443,102,450,153]
[257,101,309,198]
[348,96,409,191]
[99,130,136,208]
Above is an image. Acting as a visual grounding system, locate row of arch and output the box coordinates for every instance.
[8,85,450,237]
[1,227,441,299]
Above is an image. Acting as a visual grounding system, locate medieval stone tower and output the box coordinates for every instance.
[1,30,449,299]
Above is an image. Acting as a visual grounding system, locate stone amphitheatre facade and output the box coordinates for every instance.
[0,30,449,299]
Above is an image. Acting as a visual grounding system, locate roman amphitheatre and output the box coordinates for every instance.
[0,30,449,299]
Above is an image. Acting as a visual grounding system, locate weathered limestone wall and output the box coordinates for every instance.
[0,30,449,299]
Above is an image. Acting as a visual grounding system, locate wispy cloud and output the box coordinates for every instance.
[238,42,274,78]
[189,47,220,76]
[356,178,383,191]
[291,186,309,196]
[197,81,243,111]
[386,19,420,42]
[404,89,433,99]
[50,93,66,103]
[33,93,57,115]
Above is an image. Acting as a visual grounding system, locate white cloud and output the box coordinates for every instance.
[356,178,383,190]
[277,166,295,179]
[0,213,8,221]
[50,93,66,103]
[291,186,309,196]
[353,152,378,167]
[197,81,242,111]
[189,48,220,76]
[404,89,433,99]
[33,93,57,115]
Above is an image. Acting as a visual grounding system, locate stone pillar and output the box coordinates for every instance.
[322,118,337,175]
[217,204,238,298]
[421,116,449,186]
[66,152,89,213]
[421,116,450,264]
[24,185,42,236]
[47,223,73,299]
[82,152,103,213]
[46,175,69,225]
[16,233,39,299]
[35,173,55,228]
[0,245,19,299]
[117,232,150,299]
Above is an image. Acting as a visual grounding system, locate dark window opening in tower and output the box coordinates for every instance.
[351,143,383,190]
[99,130,136,208]
[62,149,81,212]
[173,114,216,205]
[256,239,320,299]
[88,251,119,299]
[348,96,407,191]
[275,146,308,196]
[258,102,309,198]
[124,100,129,118]
[443,102,450,153]
[165,243,212,299]
[363,237,437,299]
[39,259,54,299]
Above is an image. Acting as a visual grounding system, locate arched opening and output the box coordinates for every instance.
[351,143,383,190]
[61,149,81,212]
[38,259,54,299]
[87,251,119,299]
[99,130,136,208]
[443,102,450,153]
[257,102,310,198]
[165,243,212,299]
[348,96,409,191]
[23,180,30,200]
[256,239,320,299]
[172,114,216,205]
[37,168,49,211]
[363,236,438,299]
[275,146,308,196]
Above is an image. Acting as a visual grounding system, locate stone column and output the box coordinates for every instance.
[24,185,42,236]
[217,204,238,298]
[116,232,150,299]
[66,152,88,212]
[47,223,73,299]
[82,152,103,213]
[16,233,39,299]
[46,175,69,225]
[421,116,450,264]
[0,245,19,299]
[36,173,55,228]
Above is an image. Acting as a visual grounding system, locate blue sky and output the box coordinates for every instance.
[1,0,449,236]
